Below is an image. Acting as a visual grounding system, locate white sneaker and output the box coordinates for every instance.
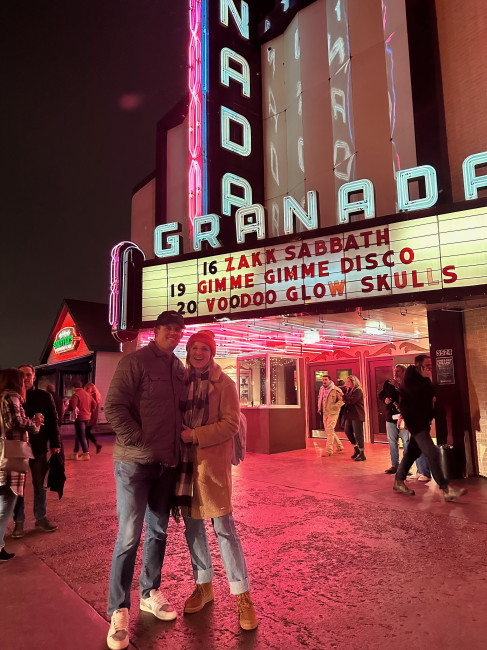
[140,588,177,620]
[107,608,129,650]
[417,474,431,482]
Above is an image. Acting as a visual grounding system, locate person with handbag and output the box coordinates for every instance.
[176,330,258,631]
[11,364,61,539]
[379,364,410,474]
[0,368,43,561]
[340,375,367,462]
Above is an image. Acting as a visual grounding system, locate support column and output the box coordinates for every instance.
[427,308,474,474]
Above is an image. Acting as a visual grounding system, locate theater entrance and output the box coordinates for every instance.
[308,360,360,438]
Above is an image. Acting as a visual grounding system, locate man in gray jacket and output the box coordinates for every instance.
[105,311,185,650]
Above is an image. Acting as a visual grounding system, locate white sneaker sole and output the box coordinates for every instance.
[139,602,177,621]
[106,632,129,650]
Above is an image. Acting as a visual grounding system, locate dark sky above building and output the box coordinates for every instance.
[1,0,187,367]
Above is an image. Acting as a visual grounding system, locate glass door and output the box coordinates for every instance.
[308,360,360,437]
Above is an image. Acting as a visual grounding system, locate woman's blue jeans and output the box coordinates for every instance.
[107,461,176,615]
[184,513,250,594]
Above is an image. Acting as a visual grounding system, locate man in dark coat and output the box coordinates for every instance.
[104,311,186,650]
[11,365,61,538]
[393,355,467,502]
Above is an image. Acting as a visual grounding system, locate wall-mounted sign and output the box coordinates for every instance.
[436,356,455,385]
[138,205,487,323]
[53,326,80,354]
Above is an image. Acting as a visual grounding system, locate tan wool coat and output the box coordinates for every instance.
[188,362,240,520]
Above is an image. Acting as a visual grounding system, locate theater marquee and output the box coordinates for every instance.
[140,205,487,323]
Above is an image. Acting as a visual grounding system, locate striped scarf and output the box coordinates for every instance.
[174,367,210,512]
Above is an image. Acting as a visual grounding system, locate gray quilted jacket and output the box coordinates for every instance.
[105,341,185,465]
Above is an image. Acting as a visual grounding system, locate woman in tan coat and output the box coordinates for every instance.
[177,330,258,631]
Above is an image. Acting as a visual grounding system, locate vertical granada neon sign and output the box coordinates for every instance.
[188,0,205,234]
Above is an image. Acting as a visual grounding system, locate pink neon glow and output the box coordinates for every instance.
[109,242,124,326]
[188,0,203,233]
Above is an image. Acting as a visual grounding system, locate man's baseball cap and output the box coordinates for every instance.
[155,310,185,328]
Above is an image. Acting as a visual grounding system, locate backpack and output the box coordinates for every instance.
[231,412,247,466]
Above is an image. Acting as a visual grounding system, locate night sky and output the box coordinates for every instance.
[1,0,187,367]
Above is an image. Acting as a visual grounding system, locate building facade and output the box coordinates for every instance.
[110,0,487,475]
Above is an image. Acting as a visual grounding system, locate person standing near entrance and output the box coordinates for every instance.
[379,364,409,474]
[11,364,61,539]
[393,355,467,502]
[104,311,185,650]
[317,375,344,456]
[341,376,366,462]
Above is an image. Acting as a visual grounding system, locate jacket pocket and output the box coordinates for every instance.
[147,374,172,401]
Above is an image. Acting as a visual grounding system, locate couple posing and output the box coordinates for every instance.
[104,311,257,650]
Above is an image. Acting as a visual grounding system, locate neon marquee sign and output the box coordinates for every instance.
[185,0,264,247]
[159,151,487,257]
[53,327,81,355]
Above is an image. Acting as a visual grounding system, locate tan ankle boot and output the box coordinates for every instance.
[393,479,415,496]
[184,582,214,613]
[236,592,258,630]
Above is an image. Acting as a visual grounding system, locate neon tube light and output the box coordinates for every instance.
[188,0,203,234]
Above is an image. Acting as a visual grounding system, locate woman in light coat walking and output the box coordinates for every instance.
[176,330,258,631]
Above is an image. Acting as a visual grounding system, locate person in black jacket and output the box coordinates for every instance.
[11,365,61,539]
[379,364,409,474]
[340,375,366,462]
[393,355,467,502]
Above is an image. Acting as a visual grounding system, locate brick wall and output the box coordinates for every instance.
[463,308,487,476]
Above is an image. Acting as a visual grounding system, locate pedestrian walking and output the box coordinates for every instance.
[11,364,60,538]
[67,382,96,461]
[84,382,102,454]
[317,375,344,456]
[104,310,186,650]
[341,375,366,461]
[177,330,258,631]
[0,368,43,561]
[393,355,467,501]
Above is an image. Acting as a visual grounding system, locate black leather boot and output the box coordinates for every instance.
[354,449,366,462]
[351,446,360,459]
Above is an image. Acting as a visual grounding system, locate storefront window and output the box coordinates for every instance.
[238,355,299,407]
[238,356,266,406]
[270,357,298,405]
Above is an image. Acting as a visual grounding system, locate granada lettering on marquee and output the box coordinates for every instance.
[141,205,487,322]
[53,327,80,354]
[157,151,487,258]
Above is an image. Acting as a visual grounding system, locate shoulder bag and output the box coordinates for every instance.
[0,396,34,473]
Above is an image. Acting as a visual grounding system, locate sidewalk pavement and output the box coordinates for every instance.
[2,436,487,650]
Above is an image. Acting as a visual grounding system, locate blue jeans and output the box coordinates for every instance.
[184,513,250,595]
[416,454,431,478]
[0,485,17,548]
[73,420,89,454]
[107,461,176,615]
[386,421,410,467]
[13,454,48,523]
